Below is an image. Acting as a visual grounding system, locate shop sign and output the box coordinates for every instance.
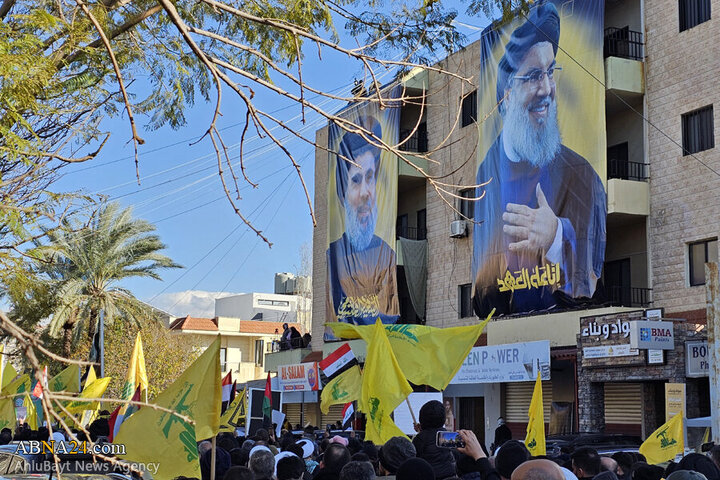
[629,321,675,350]
[581,318,631,339]
[665,383,685,422]
[582,344,638,359]
[686,340,709,378]
[278,362,321,391]
[450,340,550,384]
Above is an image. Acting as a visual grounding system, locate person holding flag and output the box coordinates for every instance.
[639,412,684,464]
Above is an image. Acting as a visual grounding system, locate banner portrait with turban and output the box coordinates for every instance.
[472,0,607,317]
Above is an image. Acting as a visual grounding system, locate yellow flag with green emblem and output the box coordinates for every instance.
[115,336,222,480]
[5,374,30,396]
[525,373,546,456]
[123,333,149,402]
[639,412,684,464]
[66,375,112,414]
[23,394,38,430]
[49,364,80,393]
[327,309,494,390]
[219,388,247,433]
[361,320,412,444]
[0,398,15,430]
[321,365,362,414]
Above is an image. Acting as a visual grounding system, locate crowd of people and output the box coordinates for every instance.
[3,400,720,480]
[186,401,720,480]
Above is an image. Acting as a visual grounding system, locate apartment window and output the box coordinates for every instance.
[689,238,718,286]
[258,299,290,307]
[220,348,227,372]
[458,284,473,318]
[682,105,714,154]
[459,188,475,220]
[255,339,265,366]
[679,0,711,31]
[461,90,477,127]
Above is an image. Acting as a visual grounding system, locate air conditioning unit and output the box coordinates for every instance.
[450,220,468,238]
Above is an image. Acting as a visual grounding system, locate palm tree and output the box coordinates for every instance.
[36,202,181,357]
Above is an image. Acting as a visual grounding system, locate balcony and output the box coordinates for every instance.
[264,348,312,373]
[606,286,653,308]
[399,126,428,153]
[604,28,644,61]
[608,158,649,182]
[397,225,427,241]
[604,28,644,97]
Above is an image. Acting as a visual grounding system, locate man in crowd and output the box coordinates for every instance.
[473,2,606,316]
[378,436,416,478]
[571,447,602,480]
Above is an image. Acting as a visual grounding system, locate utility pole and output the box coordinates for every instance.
[99,310,105,378]
[704,263,720,443]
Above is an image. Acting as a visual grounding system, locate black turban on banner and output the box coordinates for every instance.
[496,1,560,103]
[334,115,382,201]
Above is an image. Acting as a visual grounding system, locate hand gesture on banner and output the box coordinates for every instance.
[503,184,559,253]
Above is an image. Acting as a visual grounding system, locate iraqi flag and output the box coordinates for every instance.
[108,385,142,442]
[342,402,354,431]
[262,373,272,429]
[221,372,233,412]
[319,343,357,380]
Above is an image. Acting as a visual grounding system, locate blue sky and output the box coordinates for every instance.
[54,10,489,317]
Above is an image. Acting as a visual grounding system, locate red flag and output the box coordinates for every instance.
[221,372,233,412]
[108,385,142,442]
[31,366,47,399]
[262,373,272,428]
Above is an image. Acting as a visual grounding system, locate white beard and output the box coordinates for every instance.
[344,196,377,251]
[503,92,561,167]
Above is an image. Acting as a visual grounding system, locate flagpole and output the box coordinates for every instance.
[405,398,417,427]
[210,436,217,480]
[99,310,105,378]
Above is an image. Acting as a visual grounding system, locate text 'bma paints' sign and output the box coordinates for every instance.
[450,340,550,384]
[686,340,709,378]
[278,362,321,391]
[629,321,675,350]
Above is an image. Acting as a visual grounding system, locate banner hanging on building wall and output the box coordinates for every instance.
[326,86,401,338]
[472,0,607,317]
[278,362,321,392]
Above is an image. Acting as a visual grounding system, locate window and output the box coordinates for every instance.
[396,214,408,238]
[461,90,477,127]
[679,0,711,31]
[417,209,427,240]
[689,238,718,286]
[258,299,290,307]
[255,339,265,366]
[220,347,227,372]
[458,284,473,318]
[459,188,475,220]
[682,105,714,154]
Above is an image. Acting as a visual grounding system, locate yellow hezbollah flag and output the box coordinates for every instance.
[49,364,81,393]
[321,365,362,414]
[0,398,15,430]
[115,337,222,480]
[639,412,684,464]
[23,393,38,430]
[123,333,149,403]
[5,374,30,396]
[219,388,247,433]
[327,310,494,390]
[66,376,112,414]
[1,363,18,391]
[525,373,546,456]
[361,320,413,444]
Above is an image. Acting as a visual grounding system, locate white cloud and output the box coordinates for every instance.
[147,290,237,318]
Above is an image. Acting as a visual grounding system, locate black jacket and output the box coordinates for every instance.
[412,429,457,479]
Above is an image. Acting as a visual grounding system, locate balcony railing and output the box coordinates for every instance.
[607,286,652,308]
[604,27,644,61]
[608,158,649,181]
[399,127,428,153]
[397,226,427,240]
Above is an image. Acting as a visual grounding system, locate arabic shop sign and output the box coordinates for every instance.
[579,311,645,368]
[629,321,675,350]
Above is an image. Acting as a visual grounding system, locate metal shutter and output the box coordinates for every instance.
[284,403,302,427]
[321,404,345,426]
[604,383,642,424]
[504,381,553,423]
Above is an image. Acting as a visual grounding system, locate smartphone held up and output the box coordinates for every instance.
[436,430,466,449]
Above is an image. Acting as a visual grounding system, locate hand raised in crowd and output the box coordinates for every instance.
[457,429,486,461]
